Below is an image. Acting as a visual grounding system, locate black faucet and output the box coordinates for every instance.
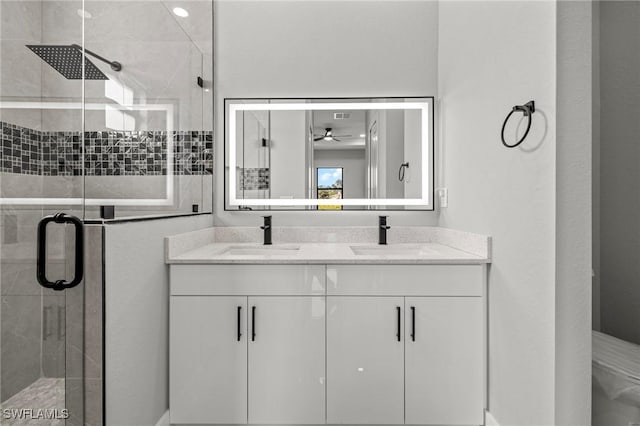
[261,216,272,245]
[379,216,390,245]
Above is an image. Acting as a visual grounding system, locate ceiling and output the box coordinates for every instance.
[313,109,366,150]
[160,1,213,55]
[73,1,213,55]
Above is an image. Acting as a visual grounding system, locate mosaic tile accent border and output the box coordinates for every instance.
[1,122,41,175]
[241,167,270,190]
[1,122,213,176]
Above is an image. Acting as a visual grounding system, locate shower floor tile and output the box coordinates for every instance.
[0,378,65,425]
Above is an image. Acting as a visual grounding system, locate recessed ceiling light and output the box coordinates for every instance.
[172,7,189,18]
[359,134,366,138]
[77,9,92,19]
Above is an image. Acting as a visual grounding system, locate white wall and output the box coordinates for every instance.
[104,214,212,426]
[556,2,593,425]
[270,110,307,202]
[404,109,423,200]
[0,1,44,130]
[384,110,405,198]
[214,0,438,225]
[438,2,557,425]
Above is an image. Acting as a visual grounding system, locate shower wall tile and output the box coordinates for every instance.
[0,295,41,402]
[0,121,213,177]
[0,173,43,198]
[241,167,270,190]
[0,261,40,296]
[2,213,18,245]
[42,295,66,379]
[65,377,84,426]
[84,378,103,426]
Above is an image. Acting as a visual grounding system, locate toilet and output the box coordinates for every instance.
[592,331,640,426]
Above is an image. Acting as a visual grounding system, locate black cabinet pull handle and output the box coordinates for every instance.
[396,306,401,342]
[251,306,256,341]
[237,306,242,341]
[37,213,84,291]
[411,306,416,341]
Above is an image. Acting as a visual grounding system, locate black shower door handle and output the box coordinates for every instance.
[37,213,84,291]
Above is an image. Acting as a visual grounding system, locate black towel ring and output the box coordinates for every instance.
[501,100,536,148]
[398,162,409,182]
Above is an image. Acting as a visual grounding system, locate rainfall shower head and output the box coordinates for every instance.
[26,44,122,80]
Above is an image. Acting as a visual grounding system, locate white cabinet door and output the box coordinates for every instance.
[326,297,405,424]
[405,297,484,425]
[170,296,247,424]
[248,296,325,424]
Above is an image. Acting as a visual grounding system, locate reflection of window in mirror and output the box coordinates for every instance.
[317,167,343,210]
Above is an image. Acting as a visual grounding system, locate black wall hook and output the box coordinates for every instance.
[501,100,535,148]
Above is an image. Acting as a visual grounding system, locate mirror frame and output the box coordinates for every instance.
[224,96,434,211]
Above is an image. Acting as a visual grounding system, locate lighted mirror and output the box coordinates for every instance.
[225,97,434,210]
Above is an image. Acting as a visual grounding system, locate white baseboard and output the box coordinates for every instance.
[155,410,170,426]
[156,410,496,426]
[485,410,500,426]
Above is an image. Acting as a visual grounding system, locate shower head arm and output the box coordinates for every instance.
[70,44,122,72]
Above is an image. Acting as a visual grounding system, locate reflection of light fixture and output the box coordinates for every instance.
[77,9,92,18]
[315,128,349,142]
[359,134,365,138]
[172,7,189,17]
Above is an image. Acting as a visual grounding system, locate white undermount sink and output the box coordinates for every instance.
[219,245,300,256]
[349,244,433,256]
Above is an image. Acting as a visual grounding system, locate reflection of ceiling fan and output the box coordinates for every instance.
[314,128,352,142]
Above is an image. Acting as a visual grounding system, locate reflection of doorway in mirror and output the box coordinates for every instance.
[368,120,379,201]
[317,167,343,210]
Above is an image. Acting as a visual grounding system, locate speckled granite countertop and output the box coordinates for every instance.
[165,227,491,265]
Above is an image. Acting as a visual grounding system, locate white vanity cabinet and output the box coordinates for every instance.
[170,263,486,426]
[326,265,485,426]
[404,297,483,425]
[326,297,405,424]
[170,296,248,424]
[247,296,325,424]
[170,265,326,425]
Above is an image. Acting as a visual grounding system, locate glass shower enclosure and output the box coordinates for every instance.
[1,1,86,423]
[0,0,212,423]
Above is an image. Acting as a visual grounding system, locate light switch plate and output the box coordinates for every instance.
[437,188,448,208]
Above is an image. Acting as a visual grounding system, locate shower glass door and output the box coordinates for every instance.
[1,0,87,424]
